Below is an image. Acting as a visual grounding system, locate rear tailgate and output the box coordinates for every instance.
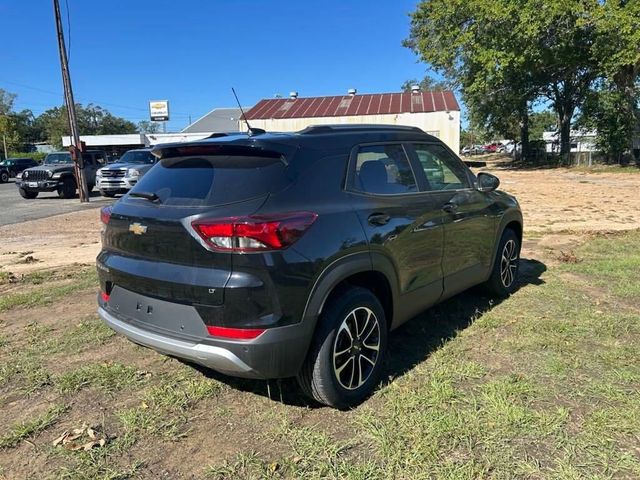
[98,144,291,312]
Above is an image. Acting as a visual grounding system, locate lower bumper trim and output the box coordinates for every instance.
[98,306,253,374]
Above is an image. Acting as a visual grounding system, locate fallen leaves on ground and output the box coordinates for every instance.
[52,423,108,451]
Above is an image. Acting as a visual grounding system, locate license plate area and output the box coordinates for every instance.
[108,285,209,339]
[28,182,38,187]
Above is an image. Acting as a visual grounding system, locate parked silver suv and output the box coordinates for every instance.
[96,148,157,197]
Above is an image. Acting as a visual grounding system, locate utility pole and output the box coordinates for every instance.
[53,0,89,202]
[2,134,7,160]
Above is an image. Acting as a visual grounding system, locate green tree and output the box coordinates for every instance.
[404,0,541,159]
[577,81,637,163]
[0,89,24,156]
[12,110,45,145]
[404,0,617,160]
[529,110,556,140]
[590,1,640,157]
[37,104,137,147]
[401,76,448,92]
[0,89,16,115]
[137,120,161,134]
[0,115,21,157]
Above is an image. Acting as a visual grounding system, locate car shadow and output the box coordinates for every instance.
[188,257,547,408]
[17,190,109,200]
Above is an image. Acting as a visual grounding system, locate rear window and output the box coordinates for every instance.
[129,154,289,207]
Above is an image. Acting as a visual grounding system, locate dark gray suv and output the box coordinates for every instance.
[97,125,522,408]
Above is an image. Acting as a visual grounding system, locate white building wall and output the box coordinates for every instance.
[244,110,461,153]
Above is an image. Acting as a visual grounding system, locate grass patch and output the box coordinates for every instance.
[27,317,115,357]
[56,363,143,394]
[117,374,222,439]
[0,352,51,394]
[561,229,640,300]
[571,164,640,175]
[0,404,67,448]
[50,433,143,480]
[207,422,378,480]
[0,266,97,312]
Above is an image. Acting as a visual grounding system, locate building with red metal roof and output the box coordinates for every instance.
[241,88,461,152]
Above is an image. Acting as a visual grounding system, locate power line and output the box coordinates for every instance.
[0,78,194,117]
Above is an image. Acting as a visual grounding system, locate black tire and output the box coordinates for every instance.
[484,228,521,297]
[58,177,77,199]
[297,286,388,409]
[18,187,38,199]
[0,171,8,183]
[100,190,116,198]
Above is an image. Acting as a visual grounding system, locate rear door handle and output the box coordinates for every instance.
[442,202,458,213]
[368,213,391,226]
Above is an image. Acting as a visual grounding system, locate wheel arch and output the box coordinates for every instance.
[302,251,399,333]
[490,209,524,270]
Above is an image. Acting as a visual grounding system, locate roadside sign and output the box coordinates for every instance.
[149,100,170,121]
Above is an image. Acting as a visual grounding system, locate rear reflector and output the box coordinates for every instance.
[100,291,110,302]
[100,206,112,225]
[206,325,266,340]
[192,211,317,252]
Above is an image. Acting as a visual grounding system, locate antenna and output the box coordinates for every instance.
[232,87,265,136]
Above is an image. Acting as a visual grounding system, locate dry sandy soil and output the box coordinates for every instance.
[1,162,639,276]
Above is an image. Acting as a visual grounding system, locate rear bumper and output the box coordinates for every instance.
[98,306,254,375]
[97,290,315,379]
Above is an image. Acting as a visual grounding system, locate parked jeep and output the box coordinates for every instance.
[96,148,157,197]
[16,150,107,199]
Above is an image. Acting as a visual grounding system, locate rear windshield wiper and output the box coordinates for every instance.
[129,191,161,203]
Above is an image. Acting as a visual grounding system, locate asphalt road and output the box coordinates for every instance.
[0,179,115,227]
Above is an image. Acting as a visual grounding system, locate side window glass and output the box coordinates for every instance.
[353,144,417,195]
[413,144,469,191]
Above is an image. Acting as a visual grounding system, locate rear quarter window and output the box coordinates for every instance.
[129,155,289,207]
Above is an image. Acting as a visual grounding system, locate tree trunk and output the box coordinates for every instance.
[520,113,530,162]
[614,63,638,158]
[559,111,573,162]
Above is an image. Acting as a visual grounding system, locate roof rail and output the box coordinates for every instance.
[298,124,424,135]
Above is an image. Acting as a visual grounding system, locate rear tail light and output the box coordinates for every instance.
[100,206,112,225]
[206,325,265,340]
[100,291,110,302]
[192,212,317,252]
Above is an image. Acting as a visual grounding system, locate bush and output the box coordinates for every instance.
[7,152,47,163]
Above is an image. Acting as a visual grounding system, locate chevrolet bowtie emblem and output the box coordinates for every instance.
[129,222,148,235]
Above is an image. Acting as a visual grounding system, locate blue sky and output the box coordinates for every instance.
[0,0,442,131]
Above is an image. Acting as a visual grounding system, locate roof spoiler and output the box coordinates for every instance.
[150,143,288,166]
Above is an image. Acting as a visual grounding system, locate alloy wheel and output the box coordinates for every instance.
[500,239,519,288]
[332,306,381,390]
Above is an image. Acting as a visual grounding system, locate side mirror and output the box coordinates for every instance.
[477,172,500,192]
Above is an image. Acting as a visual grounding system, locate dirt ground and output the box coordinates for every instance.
[1,161,639,276]
[1,163,639,478]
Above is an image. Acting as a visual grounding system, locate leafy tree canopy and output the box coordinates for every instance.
[405,0,640,161]
[401,76,448,92]
[0,91,139,150]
